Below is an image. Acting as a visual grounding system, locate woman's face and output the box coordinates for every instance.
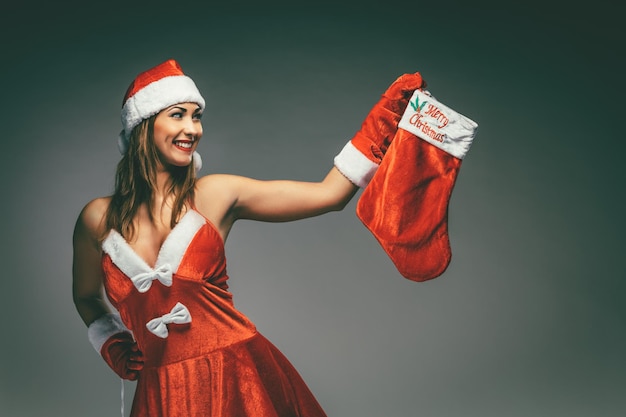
[152,102,203,168]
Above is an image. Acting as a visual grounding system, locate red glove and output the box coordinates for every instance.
[100,332,144,380]
[88,313,144,380]
[334,72,426,187]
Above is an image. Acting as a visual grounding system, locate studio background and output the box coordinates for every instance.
[1,1,623,416]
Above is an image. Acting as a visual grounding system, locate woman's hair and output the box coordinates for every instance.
[104,115,196,240]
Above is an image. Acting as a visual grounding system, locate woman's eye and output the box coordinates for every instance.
[171,112,183,119]
[194,113,203,120]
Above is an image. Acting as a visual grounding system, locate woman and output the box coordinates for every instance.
[73,59,424,416]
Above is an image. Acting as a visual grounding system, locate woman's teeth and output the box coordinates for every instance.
[175,141,193,149]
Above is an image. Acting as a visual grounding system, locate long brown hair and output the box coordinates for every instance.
[104,115,196,240]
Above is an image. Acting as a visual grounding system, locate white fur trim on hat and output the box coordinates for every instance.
[121,75,205,140]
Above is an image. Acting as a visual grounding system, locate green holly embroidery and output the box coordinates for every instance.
[410,95,427,112]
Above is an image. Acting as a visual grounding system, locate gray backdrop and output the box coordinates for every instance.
[1,1,624,416]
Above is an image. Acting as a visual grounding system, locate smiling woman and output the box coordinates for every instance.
[153,103,203,168]
[72,58,426,417]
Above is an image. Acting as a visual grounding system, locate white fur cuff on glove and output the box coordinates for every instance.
[87,313,131,354]
[334,141,380,188]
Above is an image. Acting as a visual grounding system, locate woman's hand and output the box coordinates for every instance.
[99,331,144,380]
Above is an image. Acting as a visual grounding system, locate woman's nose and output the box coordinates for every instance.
[183,117,201,136]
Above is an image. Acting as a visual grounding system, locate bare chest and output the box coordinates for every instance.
[127,215,177,268]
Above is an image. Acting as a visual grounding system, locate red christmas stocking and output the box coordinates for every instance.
[356,89,478,281]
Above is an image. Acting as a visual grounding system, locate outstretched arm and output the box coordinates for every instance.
[195,73,426,231]
[197,166,358,225]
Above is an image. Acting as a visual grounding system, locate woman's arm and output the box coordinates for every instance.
[72,198,111,326]
[196,166,358,225]
[72,198,144,379]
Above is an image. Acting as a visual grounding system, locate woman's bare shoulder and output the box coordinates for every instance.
[75,196,111,237]
[194,174,244,223]
[195,173,244,200]
[196,173,243,188]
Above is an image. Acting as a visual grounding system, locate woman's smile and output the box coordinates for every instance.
[173,139,195,151]
[153,102,203,166]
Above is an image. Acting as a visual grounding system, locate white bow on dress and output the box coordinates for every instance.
[130,263,173,293]
[146,302,192,338]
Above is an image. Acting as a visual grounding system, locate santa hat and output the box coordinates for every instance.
[118,59,205,171]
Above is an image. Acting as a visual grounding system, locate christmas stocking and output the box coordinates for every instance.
[356,89,478,281]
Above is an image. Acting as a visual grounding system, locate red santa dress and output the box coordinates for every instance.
[100,209,326,417]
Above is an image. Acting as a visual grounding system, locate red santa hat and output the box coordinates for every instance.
[118,59,205,171]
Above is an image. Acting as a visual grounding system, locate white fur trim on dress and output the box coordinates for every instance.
[121,75,205,140]
[87,313,130,354]
[101,210,206,291]
[398,89,478,160]
[334,141,380,188]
